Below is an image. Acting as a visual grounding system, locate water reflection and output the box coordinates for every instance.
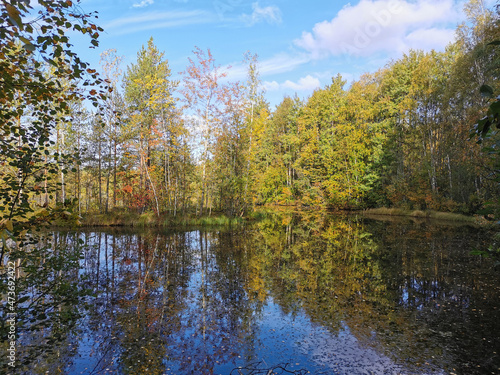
[28,212,500,374]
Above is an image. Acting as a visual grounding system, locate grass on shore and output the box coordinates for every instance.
[80,211,246,228]
[74,206,481,228]
[363,207,477,222]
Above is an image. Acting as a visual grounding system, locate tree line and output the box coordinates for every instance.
[3,0,500,221]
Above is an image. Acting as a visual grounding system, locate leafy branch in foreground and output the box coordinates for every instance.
[0,0,107,371]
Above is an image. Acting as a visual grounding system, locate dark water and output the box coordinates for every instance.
[22,212,500,374]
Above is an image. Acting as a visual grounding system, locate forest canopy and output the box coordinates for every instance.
[1,0,500,222]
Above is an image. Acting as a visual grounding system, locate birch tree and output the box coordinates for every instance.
[181,47,228,215]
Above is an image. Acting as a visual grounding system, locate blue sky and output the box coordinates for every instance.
[70,0,495,107]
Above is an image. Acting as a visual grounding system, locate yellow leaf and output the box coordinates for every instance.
[5,220,13,232]
[0,219,13,232]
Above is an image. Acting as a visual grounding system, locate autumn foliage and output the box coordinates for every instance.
[3,1,500,220]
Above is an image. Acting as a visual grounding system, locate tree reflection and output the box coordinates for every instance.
[244,211,500,374]
[43,213,500,374]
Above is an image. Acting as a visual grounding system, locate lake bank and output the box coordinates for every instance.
[362,207,483,224]
[78,210,249,228]
[75,206,483,228]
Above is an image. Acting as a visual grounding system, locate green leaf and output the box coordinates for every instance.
[477,117,491,136]
[18,296,30,304]
[42,56,58,67]
[6,4,23,30]
[37,313,47,320]
[19,36,31,44]
[23,43,36,52]
[470,249,489,257]
[489,100,500,115]
[480,84,494,98]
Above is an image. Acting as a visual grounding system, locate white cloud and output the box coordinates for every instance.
[223,53,310,83]
[258,54,310,75]
[263,80,281,91]
[106,10,215,34]
[132,0,154,8]
[264,75,321,92]
[295,0,461,58]
[241,2,282,26]
[405,28,457,50]
[283,75,321,91]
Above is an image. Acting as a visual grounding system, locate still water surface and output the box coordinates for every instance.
[29,212,500,374]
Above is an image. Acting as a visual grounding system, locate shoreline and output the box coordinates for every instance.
[68,206,485,228]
